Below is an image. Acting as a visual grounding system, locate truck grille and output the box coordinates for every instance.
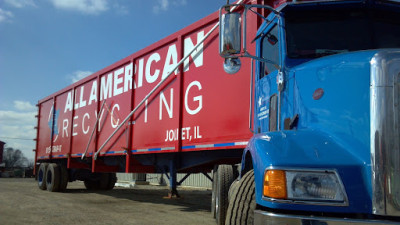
[371,50,400,216]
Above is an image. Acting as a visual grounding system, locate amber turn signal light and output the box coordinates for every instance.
[263,170,287,199]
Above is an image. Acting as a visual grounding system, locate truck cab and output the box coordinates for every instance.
[220,0,400,224]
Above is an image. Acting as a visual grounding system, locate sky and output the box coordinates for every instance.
[0,0,226,160]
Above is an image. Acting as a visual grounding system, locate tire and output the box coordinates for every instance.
[106,173,117,190]
[46,163,61,192]
[211,166,218,218]
[99,173,117,190]
[84,179,100,190]
[228,179,239,201]
[37,163,48,190]
[59,163,68,192]
[225,169,256,225]
[215,165,234,225]
[99,173,110,190]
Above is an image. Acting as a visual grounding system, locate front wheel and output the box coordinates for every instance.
[225,169,256,225]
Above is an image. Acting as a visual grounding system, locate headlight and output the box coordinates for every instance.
[263,169,348,205]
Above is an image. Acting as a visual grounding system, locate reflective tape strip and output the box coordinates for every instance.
[183,141,248,150]
[131,142,248,152]
[132,147,175,153]
[100,150,127,155]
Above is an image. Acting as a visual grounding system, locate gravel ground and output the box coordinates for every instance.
[0,178,216,225]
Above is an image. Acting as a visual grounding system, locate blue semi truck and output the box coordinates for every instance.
[219,0,400,224]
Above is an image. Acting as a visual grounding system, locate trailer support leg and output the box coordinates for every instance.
[167,159,180,198]
[202,172,213,182]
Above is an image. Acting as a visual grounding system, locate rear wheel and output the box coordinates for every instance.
[59,163,68,191]
[225,169,256,225]
[215,165,234,225]
[105,173,117,190]
[46,163,61,192]
[84,172,117,191]
[100,173,117,190]
[37,163,48,190]
[84,179,99,190]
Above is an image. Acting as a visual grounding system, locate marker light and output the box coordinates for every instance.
[263,170,287,199]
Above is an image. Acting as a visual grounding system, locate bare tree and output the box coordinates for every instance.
[3,147,28,168]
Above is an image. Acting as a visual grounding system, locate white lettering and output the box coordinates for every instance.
[82,113,90,134]
[113,68,124,96]
[65,91,73,113]
[146,53,160,83]
[137,58,144,88]
[162,44,178,79]
[95,109,105,131]
[111,104,120,128]
[79,86,87,108]
[159,89,173,120]
[184,31,204,72]
[185,81,203,115]
[124,63,133,92]
[62,119,69,138]
[100,73,113,100]
[72,115,78,136]
[88,80,97,105]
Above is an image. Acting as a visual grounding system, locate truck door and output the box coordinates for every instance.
[255,22,281,133]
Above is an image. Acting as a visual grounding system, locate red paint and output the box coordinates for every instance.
[35,2,259,172]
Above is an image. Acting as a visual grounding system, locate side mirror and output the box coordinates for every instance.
[223,58,241,74]
[219,12,242,57]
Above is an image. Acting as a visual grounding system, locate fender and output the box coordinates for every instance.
[241,130,372,213]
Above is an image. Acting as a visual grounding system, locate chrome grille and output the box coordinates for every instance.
[371,50,400,216]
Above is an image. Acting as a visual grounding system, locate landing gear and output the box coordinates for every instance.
[167,159,180,198]
[211,165,235,225]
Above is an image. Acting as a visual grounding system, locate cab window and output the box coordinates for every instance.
[260,24,280,79]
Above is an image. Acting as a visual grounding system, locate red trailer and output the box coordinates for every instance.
[34,0,264,223]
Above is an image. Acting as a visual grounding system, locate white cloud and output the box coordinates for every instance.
[4,0,36,8]
[113,3,129,15]
[153,0,187,14]
[153,0,169,14]
[69,70,93,83]
[172,0,187,6]
[49,0,109,15]
[0,102,37,160]
[14,101,36,111]
[0,8,14,23]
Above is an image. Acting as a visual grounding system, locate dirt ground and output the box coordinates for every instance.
[0,178,216,225]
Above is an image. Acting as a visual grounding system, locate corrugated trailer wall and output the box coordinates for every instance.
[116,173,211,188]
[147,173,212,188]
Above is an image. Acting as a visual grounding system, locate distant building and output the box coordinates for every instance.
[0,141,4,164]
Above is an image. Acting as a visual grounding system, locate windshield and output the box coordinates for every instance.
[285,8,400,59]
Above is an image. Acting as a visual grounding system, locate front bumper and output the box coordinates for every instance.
[254,210,400,225]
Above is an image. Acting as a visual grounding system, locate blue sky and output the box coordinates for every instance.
[0,0,225,160]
